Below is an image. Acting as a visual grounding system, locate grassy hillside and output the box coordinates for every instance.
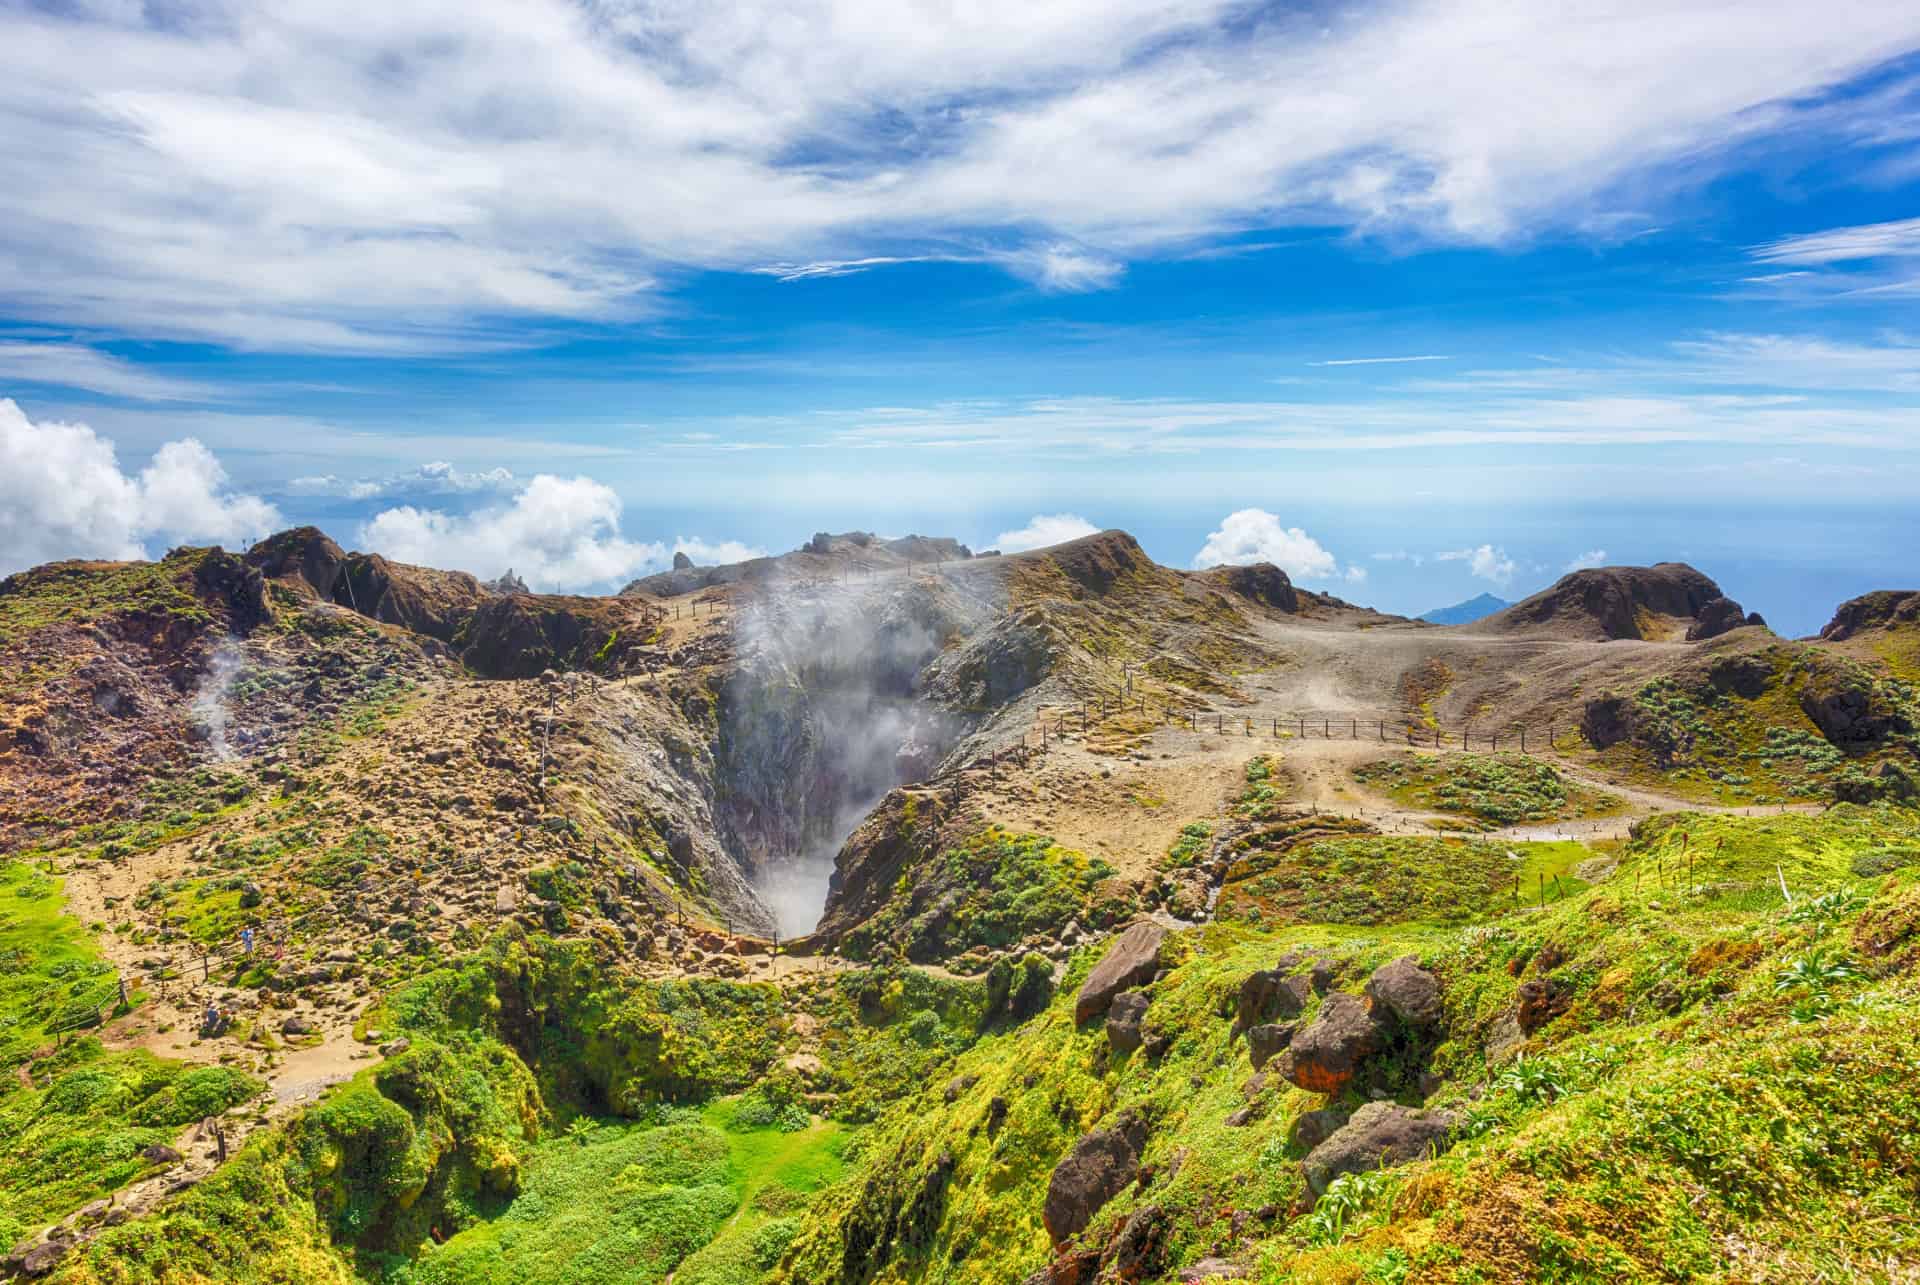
[781,804,1920,1284]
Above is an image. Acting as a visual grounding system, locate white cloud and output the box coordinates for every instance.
[988,244,1125,293]
[1564,549,1609,571]
[1436,544,1518,585]
[1192,509,1342,581]
[358,475,670,592]
[1751,217,1920,265]
[0,398,279,575]
[991,513,1101,553]
[0,342,218,401]
[1343,565,1369,584]
[672,537,766,566]
[1371,550,1426,564]
[1,2,1915,348]
[290,460,520,500]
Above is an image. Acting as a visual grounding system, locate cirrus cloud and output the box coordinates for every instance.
[0,2,1916,349]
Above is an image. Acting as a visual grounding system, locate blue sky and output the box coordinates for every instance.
[2,1,1919,636]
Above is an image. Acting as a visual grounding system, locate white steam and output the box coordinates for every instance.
[724,570,976,937]
[191,638,246,762]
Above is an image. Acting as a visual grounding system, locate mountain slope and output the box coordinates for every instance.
[1417,592,1510,625]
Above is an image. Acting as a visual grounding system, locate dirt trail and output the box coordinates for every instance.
[966,684,1822,873]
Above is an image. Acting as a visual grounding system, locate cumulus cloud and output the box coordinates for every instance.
[0,398,279,575]
[672,537,766,566]
[1436,544,1519,585]
[1191,509,1344,581]
[1564,549,1609,571]
[991,513,1101,553]
[358,475,673,592]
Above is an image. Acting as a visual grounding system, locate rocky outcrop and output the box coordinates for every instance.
[461,594,635,680]
[1289,1107,1348,1153]
[1301,1102,1455,1196]
[1246,1022,1294,1071]
[1820,590,1920,642]
[1043,1112,1150,1246]
[1107,991,1150,1054]
[1364,956,1444,1033]
[1200,562,1298,612]
[1233,968,1311,1034]
[1277,992,1381,1095]
[1472,563,1748,642]
[1798,659,1908,746]
[1075,921,1168,1023]
[1687,596,1764,641]
[1516,976,1573,1035]
[481,568,530,595]
[1017,530,1155,598]
[191,548,272,634]
[920,610,1058,708]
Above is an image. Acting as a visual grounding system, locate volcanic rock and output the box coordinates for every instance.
[1279,992,1383,1095]
[1074,921,1167,1023]
[1301,1102,1456,1196]
[1364,956,1445,1033]
[1107,991,1150,1054]
[1043,1112,1149,1246]
[1473,563,1744,642]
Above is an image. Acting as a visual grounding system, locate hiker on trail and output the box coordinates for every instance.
[242,927,254,955]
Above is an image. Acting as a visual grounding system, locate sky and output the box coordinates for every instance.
[2,1,1919,637]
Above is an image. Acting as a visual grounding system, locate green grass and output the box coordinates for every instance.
[783,803,1920,1284]
[406,1100,845,1285]
[1217,833,1592,927]
[840,827,1133,962]
[0,859,265,1251]
[1354,752,1626,829]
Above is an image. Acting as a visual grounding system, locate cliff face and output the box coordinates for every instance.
[1471,563,1763,642]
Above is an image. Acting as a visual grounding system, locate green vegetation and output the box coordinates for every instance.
[0,859,265,1252]
[406,1101,844,1285]
[1217,832,1592,926]
[1354,752,1625,828]
[0,551,213,656]
[781,803,1920,1284]
[841,827,1132,962]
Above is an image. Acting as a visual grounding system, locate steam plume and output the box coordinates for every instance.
[191,638,245,762]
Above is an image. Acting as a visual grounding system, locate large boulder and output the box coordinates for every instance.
[1233,969,1311,1034]
[1364,956,1444,1034]
[1278,992,1382,1095]
[1247,1022,1295,1071]
[1289,1107,1348,1153]
[1043,1112,1150,1246]
[1075,922,1167,1023]
[1107,991,1150,1054]
[1301,1102,1455,1195]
